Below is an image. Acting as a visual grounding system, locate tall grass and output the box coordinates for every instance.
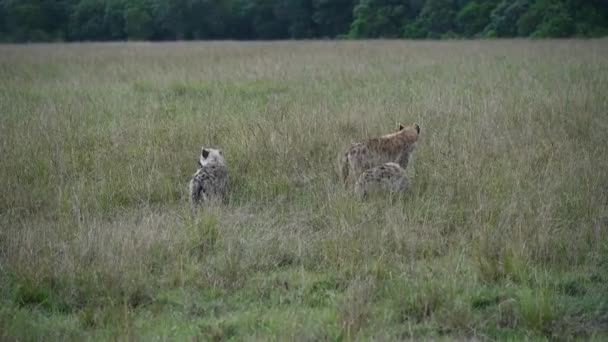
[1,40,607,340]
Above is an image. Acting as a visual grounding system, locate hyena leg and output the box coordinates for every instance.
[354,178,368,200]
[189,180,203,207]
[396,152,410,170]
[341,153,350,185]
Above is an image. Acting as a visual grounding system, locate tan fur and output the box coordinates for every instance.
[341,123,420,185]
[355,162,409,199]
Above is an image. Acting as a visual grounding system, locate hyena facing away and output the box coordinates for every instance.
[189,147,228,209]
[355,162,409,199]
[341,123,420,185]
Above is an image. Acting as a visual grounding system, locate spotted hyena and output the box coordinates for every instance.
[341,123,420,186]
[354,162,409,199]
[189,147,228,209]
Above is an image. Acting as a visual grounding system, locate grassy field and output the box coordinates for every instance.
[0,39,607,340]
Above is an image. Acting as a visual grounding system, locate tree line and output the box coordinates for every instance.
[1,0,607,42]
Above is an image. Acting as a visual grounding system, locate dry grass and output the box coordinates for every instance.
[1,39,607,340]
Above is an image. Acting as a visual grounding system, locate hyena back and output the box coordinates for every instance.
[189,147,228,209]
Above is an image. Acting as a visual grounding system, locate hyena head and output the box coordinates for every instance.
[393,123,421,146]
[398,123,420,135]
[198,147,226,168]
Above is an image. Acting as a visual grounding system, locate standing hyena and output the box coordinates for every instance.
[341,123,420,186]
[189,147,228,209]
[354,162,409,199]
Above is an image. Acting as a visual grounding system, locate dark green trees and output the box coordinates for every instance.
[456,1,498,37]
[350,0,414,38]
[0,0,606,42]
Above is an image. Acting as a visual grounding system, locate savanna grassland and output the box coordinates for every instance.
[1,40,607,340]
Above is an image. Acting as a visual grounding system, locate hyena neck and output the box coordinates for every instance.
[369,131,416,151]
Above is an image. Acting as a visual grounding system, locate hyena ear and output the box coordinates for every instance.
[414,123,420,134]
[202,149,210,159]
[399,123,405,131]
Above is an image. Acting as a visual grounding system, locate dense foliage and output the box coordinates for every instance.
[0,0,607,41]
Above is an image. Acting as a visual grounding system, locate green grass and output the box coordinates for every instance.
[1,40,607,340]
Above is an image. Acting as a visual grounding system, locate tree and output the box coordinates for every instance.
[349,0,416,38]
[0,0,607,41]
[69,0,107,40]
[312,0,356,37]
[104,0,126,40]
[248,0,289,39]
[415,0,458,38]
[149,0,188,39]
[0,3,5,38]
[189,0,229,39]
[221,0,255,39]
[570,0,608,37]
[274,0,316,38]
[457,0,498,36]
[124,0,154,40]
[1,0,70,41]
[483,0,530,37]
[531,1,573,37]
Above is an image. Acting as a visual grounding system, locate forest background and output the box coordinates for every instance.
[1,0,608,42]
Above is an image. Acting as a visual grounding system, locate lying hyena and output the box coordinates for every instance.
[354,162,409,199]
[341,123,420,186]
[189,147,228,209]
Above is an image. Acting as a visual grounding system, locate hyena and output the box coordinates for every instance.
[341,123,420,186]
[354,162,409,199]
[189,147,228,209]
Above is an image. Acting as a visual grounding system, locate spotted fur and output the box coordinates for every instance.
[354,162,409,198]
[341,123,420,185]
[189,147,228,209]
